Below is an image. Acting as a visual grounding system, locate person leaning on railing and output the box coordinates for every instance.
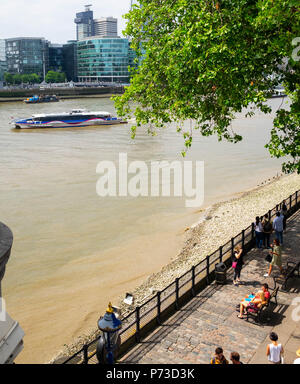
[262,214,273,249]
[237,283,270,319]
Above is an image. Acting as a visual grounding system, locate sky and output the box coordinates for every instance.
[0,0,132,43]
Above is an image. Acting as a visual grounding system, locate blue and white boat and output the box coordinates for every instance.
[13,109,126,129]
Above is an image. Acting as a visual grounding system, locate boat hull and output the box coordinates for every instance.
[14,118,126,129]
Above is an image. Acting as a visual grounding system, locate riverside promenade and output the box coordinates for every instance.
[120,210,300,364]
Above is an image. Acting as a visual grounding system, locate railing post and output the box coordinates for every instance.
[276,204,279,212]
[290,194,292,210]
[231,237,235,257]
[268,209,271,220]
[191,266,196,297]
[219,246,223,262]
[83,344,88,364]
[156,291,161,325]
[251,222,255,240]
[206,256,210,284]
[175,278,179,309]
[135,306,141,342]
[242,230,245,248]
[296,191,298,205]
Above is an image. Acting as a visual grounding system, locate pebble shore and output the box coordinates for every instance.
[50,172,300,362]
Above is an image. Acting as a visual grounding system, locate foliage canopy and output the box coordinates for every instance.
[114,0,300,173]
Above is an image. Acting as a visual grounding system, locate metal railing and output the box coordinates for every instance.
[62,189,300,364]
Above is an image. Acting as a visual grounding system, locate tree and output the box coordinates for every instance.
[13,74,22,85]
[45,70,66,83]
[4,72,13,85]
[114,0,300,173]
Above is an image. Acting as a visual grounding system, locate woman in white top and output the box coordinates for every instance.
[254,216,263,249]
[267,332,284,364]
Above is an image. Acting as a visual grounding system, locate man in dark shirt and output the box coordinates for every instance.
[230,352,243,364]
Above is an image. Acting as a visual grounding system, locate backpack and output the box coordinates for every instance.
[263,220,272,232]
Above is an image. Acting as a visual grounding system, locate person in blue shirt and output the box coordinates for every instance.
[272,211,284,245]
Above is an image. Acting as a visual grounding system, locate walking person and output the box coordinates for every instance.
[273,211,284,245]
[262,214,272,249]
[232,245,243,286]
[267,332,284,364]
[264,239,284,277]
[210,347,229,364]
[254,216,263,249]
[281,200,288,233]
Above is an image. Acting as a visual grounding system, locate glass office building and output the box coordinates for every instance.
[48,44,64,72]
[77,37,135,83]
[62,40,78,82]
[5,38,48,76]
[0,40,6,86]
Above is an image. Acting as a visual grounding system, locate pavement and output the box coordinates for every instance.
[120,210,300,364]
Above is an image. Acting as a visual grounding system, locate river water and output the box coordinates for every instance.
[0,97,285,362]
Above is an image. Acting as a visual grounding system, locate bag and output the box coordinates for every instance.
[265,254,272,263]
[232,261,237,269]
[263,221,272,232]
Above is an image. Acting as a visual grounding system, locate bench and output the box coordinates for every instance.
[245,287,279,323]
[274,259,300,291]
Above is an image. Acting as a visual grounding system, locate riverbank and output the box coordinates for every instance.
[51,172,300,362]
[0,86,124,102]
[0,93,116,102]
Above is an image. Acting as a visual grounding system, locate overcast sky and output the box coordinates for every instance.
[0,1,132,43]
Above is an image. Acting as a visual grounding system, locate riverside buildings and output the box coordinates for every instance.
[5,37,48,77]
[2,4,138,85]
[77,37,135,83]
[75,6,136,83]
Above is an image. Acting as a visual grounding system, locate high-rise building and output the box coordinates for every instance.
[77,37,135,83]
[5,37,49,77]
[62,40,77,82]
[74,5,94,41]
[93,17,118,37]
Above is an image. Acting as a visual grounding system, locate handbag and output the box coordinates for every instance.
[232,261,237,269]
[265,254,272,263]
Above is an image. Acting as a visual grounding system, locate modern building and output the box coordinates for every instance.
[0,39,7,86]
[48,44,64,72]
[93,17,118,37]
[62,40,77,81]
[74,5,94,41]
[5,37,49,77]
[77,37,135,83]
[0,39,6,62]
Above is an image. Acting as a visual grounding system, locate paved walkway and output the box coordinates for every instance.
[120,211,300,364]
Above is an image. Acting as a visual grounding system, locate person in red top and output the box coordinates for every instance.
[238,283,270,319]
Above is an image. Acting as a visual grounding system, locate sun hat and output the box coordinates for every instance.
[296,348,300,357]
